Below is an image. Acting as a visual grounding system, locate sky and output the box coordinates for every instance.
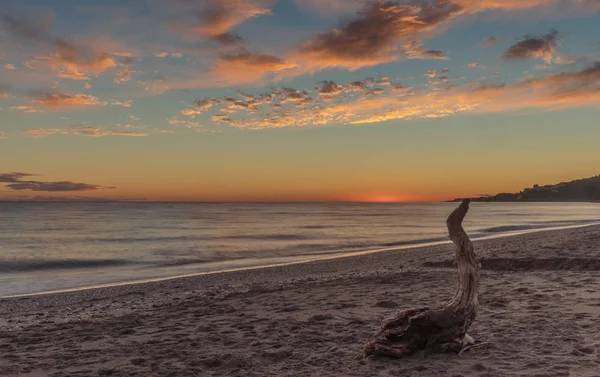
[1,0,600,202]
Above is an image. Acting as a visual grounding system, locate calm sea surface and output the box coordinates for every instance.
[1,202,599,297]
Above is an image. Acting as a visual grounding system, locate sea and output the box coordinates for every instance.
[0,202,599,297]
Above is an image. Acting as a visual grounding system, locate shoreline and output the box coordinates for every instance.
[2,220,599,300]
[2,224,600,376]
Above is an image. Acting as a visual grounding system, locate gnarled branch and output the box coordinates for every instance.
[364,199,479,358]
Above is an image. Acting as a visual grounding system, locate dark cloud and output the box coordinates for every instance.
[317,80,343,100]
[297,0,461,68]
[0,14,51,41]
[214,32,245,46]
[0,172,115,192]
[0,172,36,183]
[503,30,559,61]
[7,181,113,192]
[403,40,448,60]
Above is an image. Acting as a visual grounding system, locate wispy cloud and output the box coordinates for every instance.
[26,126,147,137]
[179,0,271,45]
[32,92,106,108]
[0,172,115,192]
[482,36,499,45]
[213,51,297,84]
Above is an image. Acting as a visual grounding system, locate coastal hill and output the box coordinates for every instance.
[452,175,600,202]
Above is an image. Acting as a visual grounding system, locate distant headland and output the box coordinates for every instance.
[451,175,600,202]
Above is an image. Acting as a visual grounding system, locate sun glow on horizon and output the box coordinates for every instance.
[350,194,426,203]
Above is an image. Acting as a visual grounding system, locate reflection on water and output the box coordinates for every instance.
[0,202,598,296]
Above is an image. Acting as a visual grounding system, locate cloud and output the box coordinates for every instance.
[7,181,112,192]
[155,52,184,58]
[292,0,363,15]
[214,52,297,84]
[10,105,39,113]
[0,172,36,183]
[48,39,117,72]
[181,98,215,117]
[57,68,91,80]
[109,100,133,107]
[196,99,215,111]
[296,1,461,69]
[503,30,560,62]
[168,116,202,129]
[185,0,271,38]
[32,92,106,108]
[482,36,499,45]
[26,126,147,137]
[0,172,115,192]
[214,32,245,46]
[114,70,133,83]
[318,80,344,100]
[1,13,121,82]
[200,60,600,129]
[403,40,448,60]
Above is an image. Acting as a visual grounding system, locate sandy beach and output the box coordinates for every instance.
[1,224,600,377]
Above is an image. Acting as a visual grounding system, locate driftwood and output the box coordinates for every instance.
[364,199,479,358]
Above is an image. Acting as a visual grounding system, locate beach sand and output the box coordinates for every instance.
[1,225,600,377]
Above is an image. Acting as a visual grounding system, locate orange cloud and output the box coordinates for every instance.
[26,126,147,137]
[184,0,271,38]
[47,39,116,72]
[214,52,297,84]
[57,68,90,80]
[33,92,105,108]
[201,61,600,129]
[1,13,125,84]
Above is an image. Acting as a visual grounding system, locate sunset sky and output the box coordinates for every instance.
[1,0,600,202]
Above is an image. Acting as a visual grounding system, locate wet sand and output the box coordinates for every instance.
[1,225,600,376]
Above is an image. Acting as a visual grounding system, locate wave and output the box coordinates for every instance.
[0,259,135,273]
[220,234,310,241]
[480,220,599,233]
[381,237,449,247]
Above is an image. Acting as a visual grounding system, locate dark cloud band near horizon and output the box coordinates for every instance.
[0,172,115,192]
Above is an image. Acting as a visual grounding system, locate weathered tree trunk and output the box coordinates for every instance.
[364,199,479,358]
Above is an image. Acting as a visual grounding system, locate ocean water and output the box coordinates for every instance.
[0,202,599,297]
